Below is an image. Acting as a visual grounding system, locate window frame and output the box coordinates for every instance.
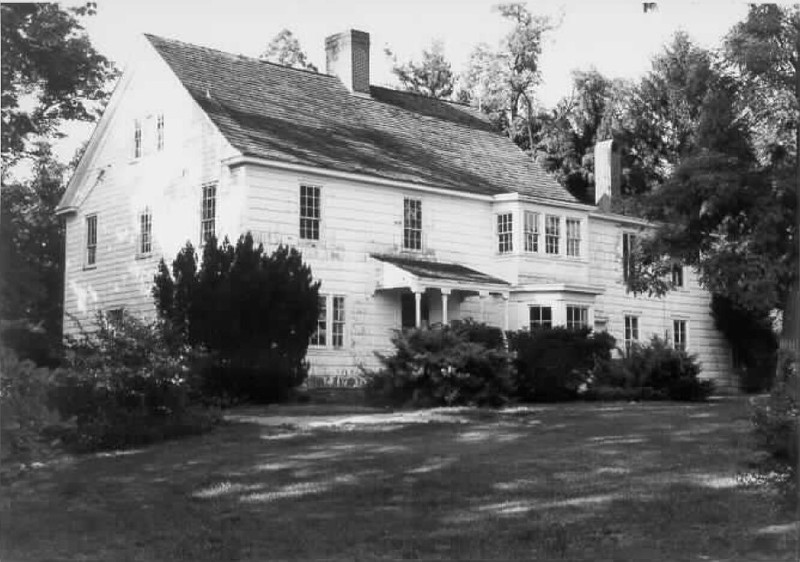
[497,212,513,254]
[85,214,98,268]
[624,315,639,354]
[133,119,142,159]
[529,305,553,330]
[671,263,684,288]
[566,305,589,330]
[566,218,581,257]
[299,184,321,241]
[138,207,153,257]
[403,197,422,251]
[545,215,560,255]
[156,113,165,152]
[622,232,638,283]
[200,181,217,245]
[673,319,688,351]
[311,294,346,349]
[524,211,540,253]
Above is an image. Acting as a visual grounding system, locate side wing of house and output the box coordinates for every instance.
[58,37,242,334]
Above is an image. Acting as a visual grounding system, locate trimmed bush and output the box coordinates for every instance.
[364,321,513,408]
[590,336,713,401]
[153,233,319,403]
[52,312,218,452]
[508,327,616,402]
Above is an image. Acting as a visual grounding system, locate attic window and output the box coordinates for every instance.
[85,214,98,267]
[134,119,142,158]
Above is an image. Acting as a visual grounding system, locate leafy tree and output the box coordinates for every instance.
[1,2,115,170]
[385,40,454,98]
[462,3,555,150]
[153,233,321,402]
[260,29,318,72]
[0,143,67,364]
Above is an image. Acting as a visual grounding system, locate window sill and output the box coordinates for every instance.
[135,252,153,260]
[308,346,347,353]
[83,264,97,271]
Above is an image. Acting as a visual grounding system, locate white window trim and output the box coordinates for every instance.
[624,314,639,354]
[402,197,423,252]
[299,184,322,243]
[545,215,561,255]
[565,217,582,258]
[496,212,514,254]
[84,213,98,269]
[528,304,553,330]
[200,181,217,246]
[310,294,347,350]
[137,207,153,258]
[524,210,540,253]
[672,318,689,351]
[565,304,589,330]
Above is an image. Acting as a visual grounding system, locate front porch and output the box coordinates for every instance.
[371,254,512,329]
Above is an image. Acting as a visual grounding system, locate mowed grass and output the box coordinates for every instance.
[1,398,797,561]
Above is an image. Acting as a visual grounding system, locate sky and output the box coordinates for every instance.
[50,0,754,163]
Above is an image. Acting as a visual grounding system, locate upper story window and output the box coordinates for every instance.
[403,198,422,251]
[133,119,142,158]
[624,315,639,354]
[524,211,539,253]
[673,319,687,351]
[138,208,152,256]
[622,232,638,282]
[200,182,217,245]
[85,214,97,266]
[566,218,581,257]
[156,114,165,151]
[671,264,684,288]
[545,215,560,254]
[497,213,513,254]
[300,185,320,241]
[566,305,588,330]
[529,305,552,330]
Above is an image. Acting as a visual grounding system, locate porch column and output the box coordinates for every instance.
[502,292,510,331]
[441,288,451,324]
[478,290,489,322]
[414,290,423,328]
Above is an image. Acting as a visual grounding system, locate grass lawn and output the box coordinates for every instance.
[1,398,797,560]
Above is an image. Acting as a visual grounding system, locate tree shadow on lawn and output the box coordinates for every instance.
[2,399,795,561]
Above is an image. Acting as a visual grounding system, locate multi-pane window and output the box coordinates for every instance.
[85,215,97,266]
[673,320,687,351]
[133,119,142,158]
[311,296,327,346]
[524,211,539,252]
[622,232,637,282]
[300,185,320,240]
[624,315,639,354]
[566,218,581,257]
[403,198,422,250]
[156,114,165,151]
[671,264,684,288]
[311,295,346,348]
[332,296,345,348]
[200,182,216,244]
[497,213,513,253]
[529,305,552,330]
[566,305,588,330]
[139,208,152,255]
[545,215,560,254]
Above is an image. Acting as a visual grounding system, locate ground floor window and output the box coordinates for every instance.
[529,305,552,330]
[311,295,346,349]
[566,305,589,330]
[624,315,639,354]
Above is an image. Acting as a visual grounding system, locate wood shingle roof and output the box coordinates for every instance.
[146,34,578,203]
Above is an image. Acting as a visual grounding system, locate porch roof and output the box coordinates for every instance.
[371,254,510,293]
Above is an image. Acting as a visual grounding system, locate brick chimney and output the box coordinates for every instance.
[594,139,621,210]
[325,30,370,95]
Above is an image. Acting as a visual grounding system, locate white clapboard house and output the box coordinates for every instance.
[56,30,735,390]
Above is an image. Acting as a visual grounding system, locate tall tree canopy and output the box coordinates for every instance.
[260,29,318,72]
[1,3,114,362]
[385,40,454,99]
[1,2,115,170]
[462,3,554,151]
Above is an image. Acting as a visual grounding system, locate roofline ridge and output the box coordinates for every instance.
[369,84,474,109]
[144,32,335,79]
